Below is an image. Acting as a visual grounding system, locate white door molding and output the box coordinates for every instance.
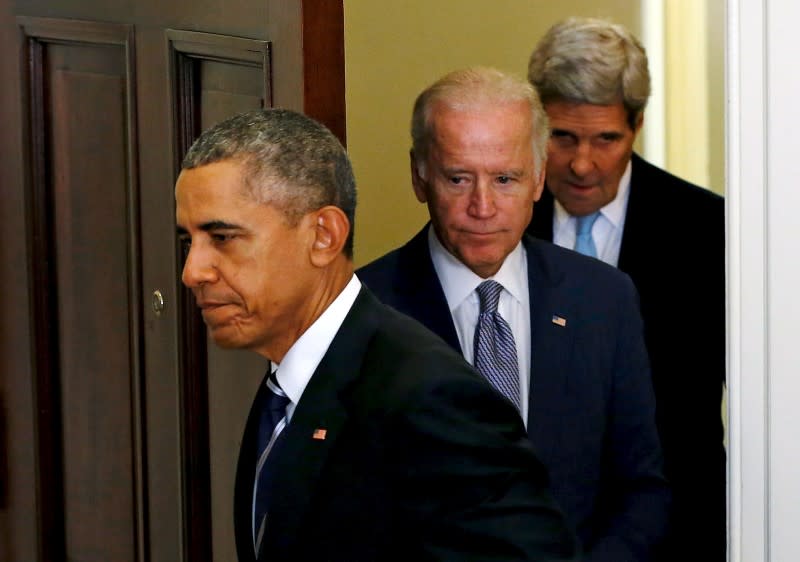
[727,0,800,559]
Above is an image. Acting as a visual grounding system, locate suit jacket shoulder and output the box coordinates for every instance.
[358,225,461,349]
[526,153,726,560]
[621,153,723,271]
[239,286,580,562]
[525,152,724,249]
[361,230,669,561]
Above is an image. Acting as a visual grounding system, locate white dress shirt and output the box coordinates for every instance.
[553,160,632,267]
[427,226,532,425]
[272,274,362,422]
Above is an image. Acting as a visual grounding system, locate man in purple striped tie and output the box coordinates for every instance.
[359,67,670,561]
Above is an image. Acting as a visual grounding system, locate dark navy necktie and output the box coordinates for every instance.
[473,280,522,412]
[253,371,291,557]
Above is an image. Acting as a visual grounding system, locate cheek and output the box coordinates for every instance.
[507,200,534,228]
[546,152,570,176]
[429,193,463,223]
[600,146,631,174]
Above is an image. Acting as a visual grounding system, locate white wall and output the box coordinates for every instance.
[728,0,800,559]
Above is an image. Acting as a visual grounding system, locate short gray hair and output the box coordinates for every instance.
[411,66,549,176]
[528,17,650,129]
[182,109,357,257]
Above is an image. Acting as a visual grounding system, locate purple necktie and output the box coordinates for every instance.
[473,280,522,412]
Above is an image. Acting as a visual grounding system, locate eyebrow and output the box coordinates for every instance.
[495,169,525,177]
[176,220,243,236]
[199,220,242,231]
[551,128,624,139]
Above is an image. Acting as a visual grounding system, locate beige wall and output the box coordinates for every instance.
[344,1,724,266]
[663,0,726,195]
[344,0,642,266]
[707,0,725,196]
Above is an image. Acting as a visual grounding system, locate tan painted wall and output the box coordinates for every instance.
[706,0,726,197]
[344,0,642,266]
[344,1,725,266]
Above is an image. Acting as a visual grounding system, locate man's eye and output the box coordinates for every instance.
[597,134,621,144]
[449,176,468,185]
[212,233,233,243]
[497,176,511,184]
[550,132,576,147]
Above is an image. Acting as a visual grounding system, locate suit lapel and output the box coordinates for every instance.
[259,288,380,554]
[617,153,653,284]
[523,237,574,440]
[234,366,272,562]
[392,224,461,350]
[528,189,556,242]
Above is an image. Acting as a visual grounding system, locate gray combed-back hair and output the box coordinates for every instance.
[528,17,650,129]
[182,108,357,257]
[410,66,549,177]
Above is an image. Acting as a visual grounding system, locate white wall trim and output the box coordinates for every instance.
[763,0,800,558]
[641,0,665,168]
[726,0,769,560]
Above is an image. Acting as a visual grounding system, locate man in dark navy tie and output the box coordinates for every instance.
[358,67,670,561]
[175,108,579,561]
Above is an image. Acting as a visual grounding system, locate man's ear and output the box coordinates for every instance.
[410,150,428,203]
[309,205,349,267]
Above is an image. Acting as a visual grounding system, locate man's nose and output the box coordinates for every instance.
[468,182,497,218]
[181,243,217,288]
[570,144,595,177]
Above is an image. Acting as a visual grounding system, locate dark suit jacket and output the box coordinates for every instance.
[358,231,670,562]
[233,286,580,562]
[527,153,726,562]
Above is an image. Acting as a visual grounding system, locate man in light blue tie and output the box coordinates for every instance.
[358,66,669,561]
[525,18,726,562]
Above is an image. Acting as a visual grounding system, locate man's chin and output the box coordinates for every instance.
[461,251,506,278]
[206,324,248,349]
[558,187,602,216]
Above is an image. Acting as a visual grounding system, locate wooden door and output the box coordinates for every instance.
[0,2,344,561]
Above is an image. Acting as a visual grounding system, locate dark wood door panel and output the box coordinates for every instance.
[1,3,344,562]
[168,29,272,561]
[51,66,136,562]
[19,16,145,562]
[199,60,267,127]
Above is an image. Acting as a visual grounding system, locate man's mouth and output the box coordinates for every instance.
[196,300,227,310]
[567,182,596,190]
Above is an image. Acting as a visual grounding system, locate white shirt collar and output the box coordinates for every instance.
[273,274,361,411]
[427,225,527,310]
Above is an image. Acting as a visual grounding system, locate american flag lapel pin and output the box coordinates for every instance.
[312,428,327,440]
[551,314,567,327]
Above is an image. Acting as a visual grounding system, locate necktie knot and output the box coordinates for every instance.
[473,280,521,413]
[576,211,599,235]
[476,279,504,314]
[265,372,291,427]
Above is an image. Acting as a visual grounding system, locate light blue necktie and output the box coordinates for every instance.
[473,280,522,412]
[574,212,600,258]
